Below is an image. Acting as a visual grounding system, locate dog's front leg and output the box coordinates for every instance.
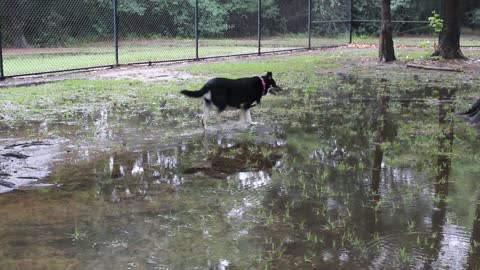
[239,109,246,122]
[241,109,257,125]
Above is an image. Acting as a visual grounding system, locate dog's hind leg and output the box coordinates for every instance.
[202,98,211,129]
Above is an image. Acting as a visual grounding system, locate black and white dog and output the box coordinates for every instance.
[180,72,281,128]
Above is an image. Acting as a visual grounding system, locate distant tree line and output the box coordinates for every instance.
[354,0,479,35]
[0,0,479,48]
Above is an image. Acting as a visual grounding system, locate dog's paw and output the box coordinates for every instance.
[248,121,259,126]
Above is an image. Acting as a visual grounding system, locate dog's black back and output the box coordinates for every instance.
[181,72,278,112]
[204,77,262,112]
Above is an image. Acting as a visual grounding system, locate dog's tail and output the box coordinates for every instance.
[180,86,209,98]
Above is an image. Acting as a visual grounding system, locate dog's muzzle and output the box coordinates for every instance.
[268,87,282,95]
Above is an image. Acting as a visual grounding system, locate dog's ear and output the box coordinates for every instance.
[266,71,272,79]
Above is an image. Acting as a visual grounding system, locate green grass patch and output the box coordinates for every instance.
[182,53,341,76]
[0,79,202,125]
[4,46,258,76]
[2,47,479,126]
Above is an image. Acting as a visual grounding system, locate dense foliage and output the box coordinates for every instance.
[0,0,478,47]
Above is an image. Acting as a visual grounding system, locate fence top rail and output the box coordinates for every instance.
[353,19,430,23]
[312,20,350,23]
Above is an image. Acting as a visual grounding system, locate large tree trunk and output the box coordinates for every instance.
[4,0,30,48]
[11,22,29,48]
[432,0,466,59]
[379,0,396,62]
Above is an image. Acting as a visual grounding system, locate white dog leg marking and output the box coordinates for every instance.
[239,109,249,123]
[202,93,211,129]
[245,109,258,125]
[202,105,210,129]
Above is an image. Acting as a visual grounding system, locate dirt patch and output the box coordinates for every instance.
[92,64,201,82]
[0,62,201,88]
[0,139,65,193]
[405,58,480,74]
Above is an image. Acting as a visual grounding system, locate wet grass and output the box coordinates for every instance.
[1,79,197,124]
[2,48,479,132]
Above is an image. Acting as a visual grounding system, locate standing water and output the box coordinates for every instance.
[1,79,480,270]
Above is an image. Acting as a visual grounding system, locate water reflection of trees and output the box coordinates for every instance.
[371,82,392,202]
[255,83,480,269]
[101,149,181,202]
[424,88,454,269]
[255,84,407,268]
[97,134,284,202]
[467,195,480,269]
[18,82,480,269]
[365,82,393,255]
[71,133,287,269]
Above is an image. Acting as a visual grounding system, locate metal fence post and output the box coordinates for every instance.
[257,0,261,56]
[0,25,4,80]
[0,10,4,80]
[195,0,199,60]
[308,0,312,49]
[113,0,119,66]
[349,0,353,44]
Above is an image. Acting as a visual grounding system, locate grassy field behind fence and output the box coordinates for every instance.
[2,35,478,77]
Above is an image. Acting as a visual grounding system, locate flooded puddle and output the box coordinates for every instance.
[1,79,480,269]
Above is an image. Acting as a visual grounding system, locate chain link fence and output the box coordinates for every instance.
[0,0,478,79]
[0,0,353,79]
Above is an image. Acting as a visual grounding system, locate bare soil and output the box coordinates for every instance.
[0,62,200,87]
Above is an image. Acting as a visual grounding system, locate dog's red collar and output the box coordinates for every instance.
[258,76,267,96]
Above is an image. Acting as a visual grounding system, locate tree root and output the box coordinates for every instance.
[459,99,480,123]
[406,64,463,72]
[432,48,468,60]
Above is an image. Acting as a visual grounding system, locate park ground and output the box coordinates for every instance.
[0,45,480,269]
[1,45,480,190]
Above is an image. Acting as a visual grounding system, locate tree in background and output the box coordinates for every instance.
[312,0,350,36]
[379,0,395,62]
[0,0,477,48]
[432,0,466,59]
[462,0,480,28]
[1,0,30,48]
